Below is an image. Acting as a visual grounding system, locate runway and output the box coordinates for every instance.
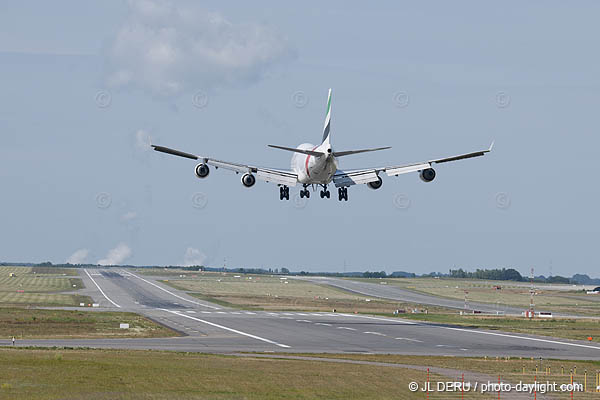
[5,268,600,360]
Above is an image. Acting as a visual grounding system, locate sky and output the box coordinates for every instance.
[1,1,599,276]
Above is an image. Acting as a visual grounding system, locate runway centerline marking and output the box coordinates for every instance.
[443,326,600,351]
[338,313,415,324]
[364,331,386,336]
[120,270,219,309]
[337,327,356,331]
[395,337,423,343]
[315,323,332,326]
[163,309,290,348]
[84,269,121,308]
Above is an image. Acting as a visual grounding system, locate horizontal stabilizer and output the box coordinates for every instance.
[268,144,325,157]
[332,147,391,157]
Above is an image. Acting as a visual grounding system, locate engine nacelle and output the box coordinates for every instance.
[419,168,436,183]
[241,173,256,188]
[195,163,210,178]
[367,176,383,190]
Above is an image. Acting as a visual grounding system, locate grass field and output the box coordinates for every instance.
[0,308,176,339]
[0,349,493,399]
[278,353,600,399]
[161,272,451,313]
[0,266,91,307]
[349,277,600,316]
[399,313,600,343]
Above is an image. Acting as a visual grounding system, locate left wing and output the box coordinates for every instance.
[152,145,298,186]
[333,142,493,187]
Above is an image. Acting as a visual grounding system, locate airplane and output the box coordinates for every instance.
[152,89,493,201]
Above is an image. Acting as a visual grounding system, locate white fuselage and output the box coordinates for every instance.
[291,143,338,185]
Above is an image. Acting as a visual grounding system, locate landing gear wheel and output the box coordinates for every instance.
[305,190,310,199]
[320,191,325,198]
[326,191,331,199]
[338,187,348,201]
[279,186,290,200]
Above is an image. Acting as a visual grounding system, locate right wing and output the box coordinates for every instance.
[333,142,493,187]
[152,145,298,186]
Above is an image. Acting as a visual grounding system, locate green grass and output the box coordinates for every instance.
[0,349,492,399]
[162,273,452,313]
[0,266,89,306]
[0,308,177,339]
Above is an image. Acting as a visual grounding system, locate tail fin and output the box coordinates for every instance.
[321,88,332,144]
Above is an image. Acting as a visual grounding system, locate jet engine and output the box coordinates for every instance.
[195,163,210,178]
[367,176,383,190]
[419,168,436,182]
[241,173,256,188]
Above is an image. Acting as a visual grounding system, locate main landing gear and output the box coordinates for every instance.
[319,185,331,199]
[279,185,290,200]
[338,187,348,201]
[299,184,310,199]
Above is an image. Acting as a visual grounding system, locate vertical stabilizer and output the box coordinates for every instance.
[321,88,332,144]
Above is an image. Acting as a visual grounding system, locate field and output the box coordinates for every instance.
[350,277,600,316]
[0,266,91,307]
[0,308,176,339]
[159,272,451,313]
[0,349,493,399]
[400,313,600,343]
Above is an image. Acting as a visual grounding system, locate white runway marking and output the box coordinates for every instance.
[364,331,386,336]
[201,311,212,314]
[216,311,226,314]
[394,337,423,343]
[337,327,357,331]
[163,310,290,348]
[231,312,242,315]
[296,319,311,323]
[339,313,415,324]
[443,326,600,351]
[186,311,196,314]
[121,270,220,309]
[295,313,308,316]
[315,323,332,326]
[84,269,121,308]
[244,312,256,315]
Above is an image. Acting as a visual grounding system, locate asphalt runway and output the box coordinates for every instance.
[4,269,600,360]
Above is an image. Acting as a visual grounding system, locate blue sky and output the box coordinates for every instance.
[1,1,599,276]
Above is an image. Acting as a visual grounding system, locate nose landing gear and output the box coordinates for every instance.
[338,187,348,201]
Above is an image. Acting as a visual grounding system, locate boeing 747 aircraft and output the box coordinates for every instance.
[152,89,493,201]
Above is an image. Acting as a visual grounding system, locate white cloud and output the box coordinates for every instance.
[105,0,293,96]
[134,130,152,151]
[183,247,206,266]
[66,249,89,264]
[121,211,138,221]
[97,243,132,266]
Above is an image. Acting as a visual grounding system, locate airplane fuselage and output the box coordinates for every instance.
[291,143,338,185]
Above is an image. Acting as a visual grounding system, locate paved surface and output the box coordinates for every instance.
[293,276,568,316]
[4,268,600,360]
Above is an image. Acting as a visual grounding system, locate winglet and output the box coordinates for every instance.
[488,140,495,152]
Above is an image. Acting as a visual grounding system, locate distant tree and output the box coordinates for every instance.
[281,267,290,274]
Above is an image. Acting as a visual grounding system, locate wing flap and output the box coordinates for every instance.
[333,170,380,187]
[256,169,298,186]
[386,162,431,176]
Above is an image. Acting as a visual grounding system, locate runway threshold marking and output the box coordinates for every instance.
[163,310,290,348]
[442,326,600,351]
[84,269,121,308]
[121,270,220,309]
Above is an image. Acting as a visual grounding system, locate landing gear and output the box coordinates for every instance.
[319,185,331,199]
[338,187,348,201]
[279,185,289,200]
[300,184,310,199]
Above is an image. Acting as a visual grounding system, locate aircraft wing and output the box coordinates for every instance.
[333,142,493,188]
[152,145,298,186]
